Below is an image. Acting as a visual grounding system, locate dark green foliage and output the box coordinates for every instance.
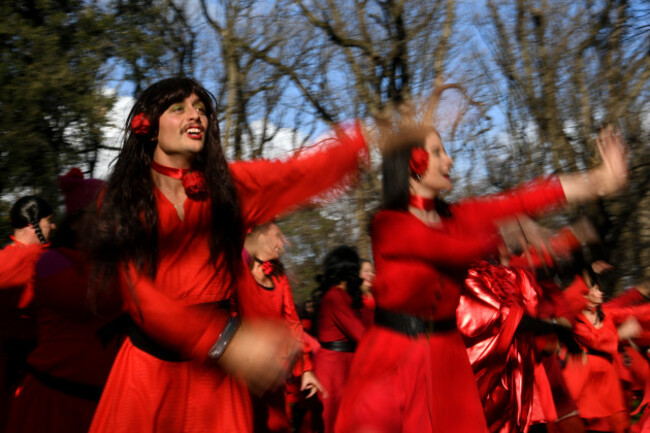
[0,0,187,241]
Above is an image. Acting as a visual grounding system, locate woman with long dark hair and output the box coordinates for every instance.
[87,77,367,433]
[562,264,642,433]
[335,124,628,433]
[312,245,366,433]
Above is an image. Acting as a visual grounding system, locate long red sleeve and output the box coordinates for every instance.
[231,122,367,229]
[121,263,230,364]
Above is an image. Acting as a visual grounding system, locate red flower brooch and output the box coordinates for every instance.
[181,171,208,201]
[261,261,274,276]
[131,113,151,135]
[409,147,429,179]
[151,160,208,201]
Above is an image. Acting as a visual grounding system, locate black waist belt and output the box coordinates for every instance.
[587,349,614,363]
[128,299,232,363]
[25,363,103,402]
[374,308,457,337]
[320,340,357,353]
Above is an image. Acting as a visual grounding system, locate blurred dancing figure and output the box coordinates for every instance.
[86,77,367,433]
[562,263,650,433]
[0,196,54,431]
[312,245,366,433]
[6,168,120,433]
[240,222,325,432]
[336,124,628,433]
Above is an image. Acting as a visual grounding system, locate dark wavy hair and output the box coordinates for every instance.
[380,125,451,217]
[10,196,53,244]
[311,245,363,333]
[90,77,243,292]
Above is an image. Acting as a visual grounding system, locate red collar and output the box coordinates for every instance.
[409,195,436,211]
[151,160,190,179]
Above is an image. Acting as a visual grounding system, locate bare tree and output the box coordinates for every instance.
[476,0,650,286]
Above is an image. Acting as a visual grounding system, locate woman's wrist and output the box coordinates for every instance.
[208,316,241,360]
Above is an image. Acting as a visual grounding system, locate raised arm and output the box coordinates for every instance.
[559,126,628,203]
[454,126,628,226]
[231,121,367,228]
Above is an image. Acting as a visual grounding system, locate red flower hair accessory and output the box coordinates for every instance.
[131,113,151,135]
[409,147,429,179]
[181,171,208,201]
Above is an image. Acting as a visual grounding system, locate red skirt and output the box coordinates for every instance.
[335,326,488,433]
[89,338,252,433]
[563,353,628,430]
[313,348,355,433]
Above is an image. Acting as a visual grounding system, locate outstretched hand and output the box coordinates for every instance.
[560,125,629,204]
[593,126,629,197]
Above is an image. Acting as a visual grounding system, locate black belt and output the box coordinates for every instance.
[25,363,103,402]
[128,299,232,362]
[320,340,357,353]
[587,349,614,363]
[374,308,456,337]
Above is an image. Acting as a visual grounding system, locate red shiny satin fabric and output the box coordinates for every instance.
[459,261,540,433]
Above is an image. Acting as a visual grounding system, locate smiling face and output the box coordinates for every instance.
[410,132,453,197]
[359,261,375,292]
[246,223,287,262]
[153,93,208,167]
[584,270,603,308]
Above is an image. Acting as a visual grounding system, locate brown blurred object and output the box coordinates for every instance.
[220,319,301,396]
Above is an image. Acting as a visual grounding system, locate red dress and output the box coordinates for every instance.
[336,177,566,433]
[6,247,121,433]
[89,126,367,433]
[314,286,365,433]
[238,271,313,432]
[360,292,375,328]
[0,239,47,431]
[562,309,628,431]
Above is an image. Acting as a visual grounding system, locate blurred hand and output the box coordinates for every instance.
[218,319,300,395]
[593,126,629,197]
[301,370,327,399]
[591,260,614,275]
[618,317,642,341]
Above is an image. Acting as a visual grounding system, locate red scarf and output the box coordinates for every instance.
[151,160,207,201]
[409,195,436,211]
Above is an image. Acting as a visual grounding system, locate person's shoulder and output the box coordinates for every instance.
[323,286,349,303]
[0,241,42,257]
[35,248,74,278]
[373,209,410,224]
